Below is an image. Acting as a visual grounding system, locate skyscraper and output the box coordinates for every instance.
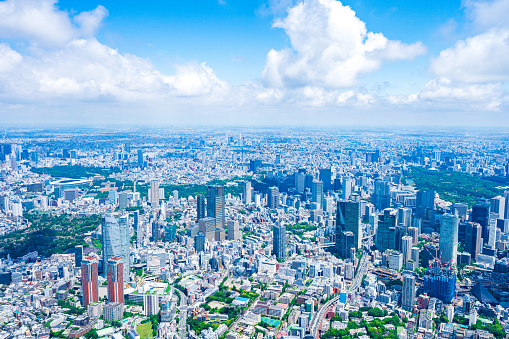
[273,224,286,259]
[196,194,206,221]
[408,227,419,245]
[439,213,459,265]
[376,208,397,253]
[227,220,241,240]
[337,200,361,249]
[82,254,99,308]
[137,149,143,166]
[319,168,332,192]
[164,224,177,242]
[151,220,161,242]
[268,187,280,209]
[295,173,305,194]
[102,213,130,282]
[401,236,413,263]
[311,181,323,210]
[416,190,435,220]
[336,231,355,259]
[373,178,391,211]
[342,178,352,200]
[107,256,124,304]
[150,180,160,207]
[491,196,505,217]
[75,245,83,268]
[195,232,205,252]
[504,191,509,219]
[402,273,416,310]
[199,217,216,241]
[471,199,490,243]
[207,185,225,229]
[242,181,252,204]
[423,261,456,303]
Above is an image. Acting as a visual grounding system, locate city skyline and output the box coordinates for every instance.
[0,0,508,126]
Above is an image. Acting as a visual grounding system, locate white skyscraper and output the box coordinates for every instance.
[150,180,159,207]
[401,236,413,263]
[102,213,130,282]
[402,273,416,310]
[243,181,252,204]
[439,213,459,265]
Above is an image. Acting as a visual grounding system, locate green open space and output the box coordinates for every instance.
[136,322,152,339]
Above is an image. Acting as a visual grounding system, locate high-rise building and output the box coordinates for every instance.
[137,150,143,166]
[227,220,241,240]
[398,207,412,227]
[319,168,332,192]
[373,178,391,211]
[195,232,205,252]
[342,178,353,200]
[336,231,355,259]
[408,227,419,245]
[471,198,490,243]
[150,180,160,207]
[242,181,252,204]
[401,236,413,263]
[81,254,99,308]
[376,208,397,253]
[144,294,160,316]
[118,192,129,210]
[451,203,468,221]
[268,187,280,209]
[439,213,459,265]
[465,222,482,260]
[423,260,456,303]
[295,173,305,194]
[504,191,509,219]
[311,181,323,210]
[107,256,124,304]
[151,221,161,242]
[402,274,416,310]
[416,190,435,220]
[199,217,216,241]
[273,224,286,259]
[164,224,177,242]
[337,200,361,249]
[75,245,83,268]
[491,196,505,217]
[102,213,130,282]
[196,194,206,221]
[207,185,225,229]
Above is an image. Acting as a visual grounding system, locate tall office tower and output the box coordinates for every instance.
[439,214,459,265]
[118,192,129,210]
[311,181,323,209]
[319,168,332,192]
[342,178,352,200]
[423,260,456,303]
[199,217,216,241]
[196,194,206,221]
[337,200,362,249]
[411,247,420,264]
[376,208,397,253]
[144,294,160,316]
[164,224,177,242]
[136,218,143,247]
[504,191,509,219]
[408,227,419,245]
[416,190,436,220]
[137,149,143,165]
[398,207,412,227]
[491,196,505,217]
[81,254,99,308]
[150,180,160,207]
[465,222,482,260]
[249,159,262,173]
[273,224,287,259]
[151,221,160,242]
[488,218,497,248]
[304,174,314,190]
[295,172,305,194]
[102,213,130,282]
[336,231,355,259]
[373,178,391,211]
[207,185,225,229]
[471,198,490,243]
[227,220,241,240]
[268,187,280,209]
[451,203,468,221]
[75,245,83,268]
[107,257,124,303]
[323,197,333,215]
[401,236,413,263]
[402,273,416,310]
[195,232,205,252]
[242,181,252,204]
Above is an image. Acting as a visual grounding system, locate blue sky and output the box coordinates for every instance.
[0,0,508,126]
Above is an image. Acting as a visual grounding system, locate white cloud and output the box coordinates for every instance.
[463,0,509,30]
[0,0,107,47]
[164,62,229,98]
[262,0,426,89]
[430,28,509,83]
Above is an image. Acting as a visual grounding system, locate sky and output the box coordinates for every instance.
[0,0,508,126]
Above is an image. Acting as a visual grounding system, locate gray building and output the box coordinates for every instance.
[439,213,459,265]
[101,213,130,281]
[273,224,286,259]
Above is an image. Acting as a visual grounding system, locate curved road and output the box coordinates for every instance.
[308,253,369,338]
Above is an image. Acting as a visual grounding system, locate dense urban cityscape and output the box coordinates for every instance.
[0,127,508,339]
